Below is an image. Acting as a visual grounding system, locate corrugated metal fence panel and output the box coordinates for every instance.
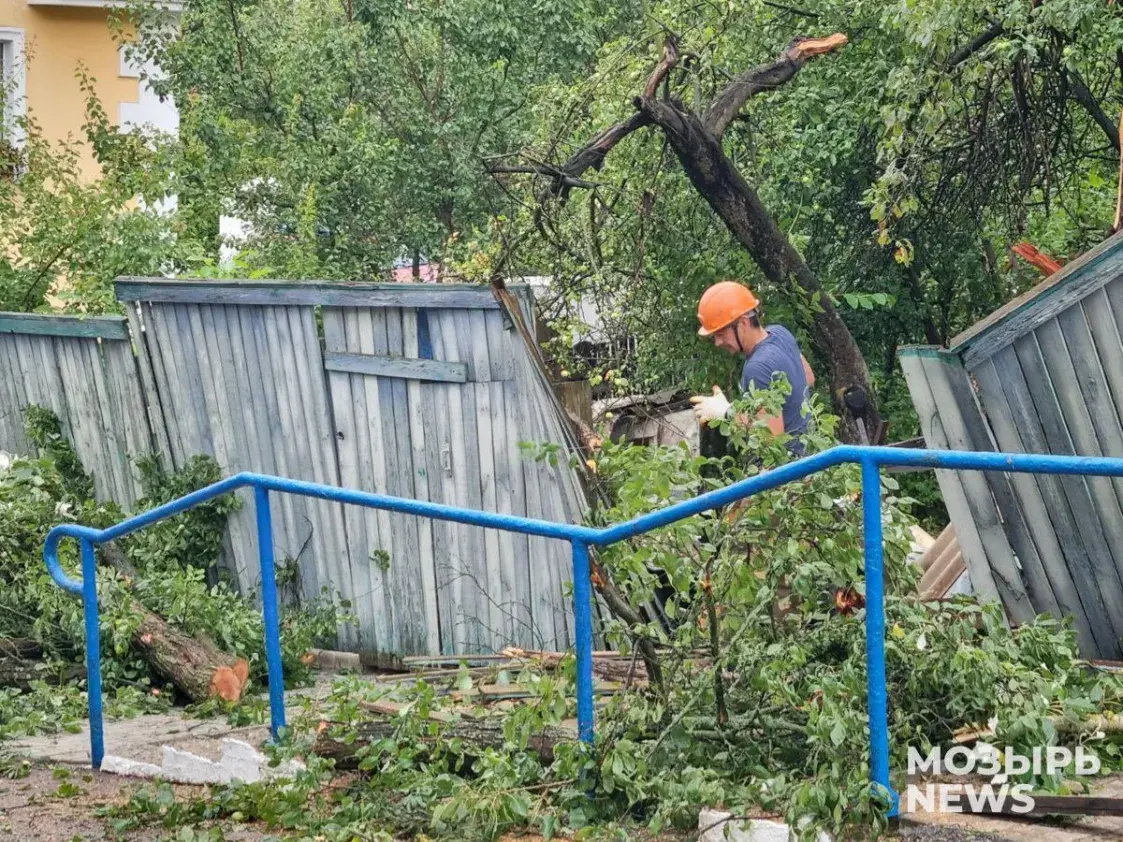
[0,319,150,505]
[135,302,356,646]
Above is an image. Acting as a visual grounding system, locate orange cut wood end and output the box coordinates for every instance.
[232,659,250,687]
[1012,241,1064,276]
[210,666,244,702]
[791,33,849,61]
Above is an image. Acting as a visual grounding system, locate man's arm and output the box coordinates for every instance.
[732,408,783,435]
[692,386,785,434]
[802,355,815,388]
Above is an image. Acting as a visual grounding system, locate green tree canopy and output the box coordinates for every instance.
[124,0,632,277]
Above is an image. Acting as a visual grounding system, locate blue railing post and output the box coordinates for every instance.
[254,485,287,741]
[79,537,104,769]
[861,457,898,817]
[570,540,595,744]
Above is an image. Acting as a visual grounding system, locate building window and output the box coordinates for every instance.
[0,27,26,148]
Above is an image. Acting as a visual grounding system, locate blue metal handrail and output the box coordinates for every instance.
[42,445,1123,817]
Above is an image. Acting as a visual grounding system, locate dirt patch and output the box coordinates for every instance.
[0,764,277,841]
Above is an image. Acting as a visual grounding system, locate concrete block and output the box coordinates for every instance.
[100,755,162,779]
[160,746,226,784]
[101,737,306,785]
[698,808,832,842]
[219,738,266,783]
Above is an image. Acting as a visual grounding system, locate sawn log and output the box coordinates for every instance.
[313,704,577,769]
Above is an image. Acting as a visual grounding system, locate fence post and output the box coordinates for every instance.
[79,538,104,769]
[570,540,595,744]
[861,457,898,817]
[254,485,287,741]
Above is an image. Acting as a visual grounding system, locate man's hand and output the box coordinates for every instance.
[689,385,731,424]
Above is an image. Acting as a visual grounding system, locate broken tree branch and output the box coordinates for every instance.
[946,20,1005,69]
[488,113,652,202]
[314,715,574,768]
[634,90,880,441]
[704,33,848,137]
[1068,70,1122,153]
[485,165,600,190]
[761,0,819,18]
[644,37,680,99]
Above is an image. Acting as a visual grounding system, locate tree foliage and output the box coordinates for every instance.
[0,73,183,313]
[89,393,1123,841]
[123,0,628,277]
[0,410,342,738]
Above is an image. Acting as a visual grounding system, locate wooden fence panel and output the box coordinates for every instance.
[0,281,587,657]
[0,313,151,505]
[130,301,356,647]
[320,301,575,655]
[972,355,1098,654]
[898,348,1008,610]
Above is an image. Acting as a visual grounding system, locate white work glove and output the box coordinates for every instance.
[689,385,732,424]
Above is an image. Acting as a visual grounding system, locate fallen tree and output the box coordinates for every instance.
[0,407,340,734]
[100,541,250,703]
[314,714,573,769]
[493,34,882,443]
[129,598,250,703]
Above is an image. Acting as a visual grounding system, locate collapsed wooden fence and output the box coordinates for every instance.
[901,230,1123,660]
[0,280,586,657]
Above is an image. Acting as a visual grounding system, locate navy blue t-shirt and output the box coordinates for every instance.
[738,324,809,436]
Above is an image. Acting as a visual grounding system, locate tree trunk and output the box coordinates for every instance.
[97,541,250,703]
[129,598,250,703]
[635,97,880,441]
[0,655,85,692]
[506,34,881,442]
[313,716,574,769]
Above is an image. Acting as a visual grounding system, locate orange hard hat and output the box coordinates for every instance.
[697,281,760,336]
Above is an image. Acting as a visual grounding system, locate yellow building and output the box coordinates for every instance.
[0,0,179,177]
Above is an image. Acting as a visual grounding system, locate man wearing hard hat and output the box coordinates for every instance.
[689,281,815,439]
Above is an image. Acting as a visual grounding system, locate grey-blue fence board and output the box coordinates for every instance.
[1079,288,1123,514]
[383,307,429,654]
[323,351,468,383]
[115,278,530,310]
[502,378,535,645]
[988,344,1122,657]
[972,357,1093,650]
[0,312,129,340]
[402,309,443,654]
[440,308,488,651]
